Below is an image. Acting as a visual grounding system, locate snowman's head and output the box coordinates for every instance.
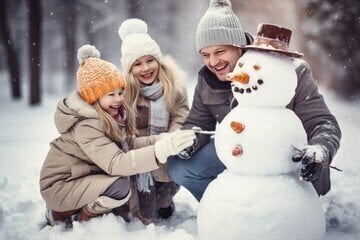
[226,50,297,107]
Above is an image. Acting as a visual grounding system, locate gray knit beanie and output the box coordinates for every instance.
[196,0,247,52]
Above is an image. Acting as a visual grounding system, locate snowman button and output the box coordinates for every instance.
[232,145,243,156]
[231,121,245,133]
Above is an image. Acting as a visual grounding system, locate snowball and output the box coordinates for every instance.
[230,50,297,108]
[198,173,325,240]
[214,107,307,175]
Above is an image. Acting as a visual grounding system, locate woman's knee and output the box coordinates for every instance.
[102,177,130,200]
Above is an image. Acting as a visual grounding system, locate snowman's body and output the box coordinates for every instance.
[197,51,325,240]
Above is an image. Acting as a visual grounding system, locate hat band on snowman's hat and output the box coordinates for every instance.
[253,36,289,52]
[241,23,303,58]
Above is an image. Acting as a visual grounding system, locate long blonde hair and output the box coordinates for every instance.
[93,100,137,141]
[124,55,187,118]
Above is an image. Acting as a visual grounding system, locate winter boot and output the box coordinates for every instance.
[45,207,79,228]
[157,201,175,219]
[79,191,131,222]
[112,204,131,222]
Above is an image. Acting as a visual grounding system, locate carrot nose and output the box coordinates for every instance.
[233,72,249,84]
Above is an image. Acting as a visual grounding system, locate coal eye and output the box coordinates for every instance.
[253,64,261,70]
[238,62,244,67]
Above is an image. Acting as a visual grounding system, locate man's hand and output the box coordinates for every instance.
[178,145,195,159]
[177,126,201,159]
[292,145,329,182]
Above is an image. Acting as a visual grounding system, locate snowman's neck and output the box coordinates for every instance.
[200,66,232,90]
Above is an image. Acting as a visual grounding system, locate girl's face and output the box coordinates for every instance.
[131,55,159,85]
[98,88,124,116]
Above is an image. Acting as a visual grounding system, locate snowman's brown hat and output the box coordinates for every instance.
[241,23,303,58]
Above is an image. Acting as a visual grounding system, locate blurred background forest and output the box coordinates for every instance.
[0,0,359,105]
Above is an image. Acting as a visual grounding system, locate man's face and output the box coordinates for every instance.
[200,45,242,82]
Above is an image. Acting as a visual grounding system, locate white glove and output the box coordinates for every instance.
[154,130,196,164]
[155,132,172,141]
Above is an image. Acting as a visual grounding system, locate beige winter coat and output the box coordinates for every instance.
[39,92,160,212]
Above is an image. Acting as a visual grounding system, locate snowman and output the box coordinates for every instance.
[197,24,325,240]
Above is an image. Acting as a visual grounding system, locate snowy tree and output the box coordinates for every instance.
[301,0,360,98]
[62,1,79,92]
[0,0,22,99]
[28,0,42,105]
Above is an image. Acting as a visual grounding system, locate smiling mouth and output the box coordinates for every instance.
[141,72,153,79]
[110,106,119,110]
[214,63,228,72]
[232,79,264,94]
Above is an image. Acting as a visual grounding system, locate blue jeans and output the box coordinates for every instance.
[167,139,226,201]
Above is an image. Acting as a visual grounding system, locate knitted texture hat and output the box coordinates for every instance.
[118,18,162,73]
[196,0,247,51]
[77,45,126,104]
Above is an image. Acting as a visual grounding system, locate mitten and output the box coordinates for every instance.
[155,130,196,164]
[292,145,329,182]
[155,132,172,141]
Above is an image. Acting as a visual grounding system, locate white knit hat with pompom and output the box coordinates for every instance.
[118,18,161,73]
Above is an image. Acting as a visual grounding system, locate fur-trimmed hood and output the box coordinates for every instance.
[159,54,187,93]
[54,92,99,134]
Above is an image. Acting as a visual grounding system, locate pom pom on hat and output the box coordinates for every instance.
[76,44,125,104]
[209,0,231,8]
[119,18,162,73]
[196,0,246,51]
[77,44,100,65]
[118,18,148,40]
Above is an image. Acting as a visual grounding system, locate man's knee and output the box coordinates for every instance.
[167,156,187,183]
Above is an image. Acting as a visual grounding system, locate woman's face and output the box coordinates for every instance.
[131,55,159,85]
[98,88,124,116]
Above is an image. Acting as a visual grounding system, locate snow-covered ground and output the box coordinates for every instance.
[0,85,359,239]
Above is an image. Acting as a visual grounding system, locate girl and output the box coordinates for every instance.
[118,18,190,224]
[39,45,195,227]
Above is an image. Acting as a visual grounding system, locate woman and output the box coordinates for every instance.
[118,18,190,224]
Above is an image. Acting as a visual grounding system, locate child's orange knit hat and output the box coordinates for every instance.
[76,45,126,104]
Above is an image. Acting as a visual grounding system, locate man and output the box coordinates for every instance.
[167,0,341,201]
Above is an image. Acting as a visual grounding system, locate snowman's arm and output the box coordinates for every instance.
[288,60,342,163]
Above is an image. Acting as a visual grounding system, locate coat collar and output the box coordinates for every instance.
[65,91,99,119]
[199,66,231,90]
